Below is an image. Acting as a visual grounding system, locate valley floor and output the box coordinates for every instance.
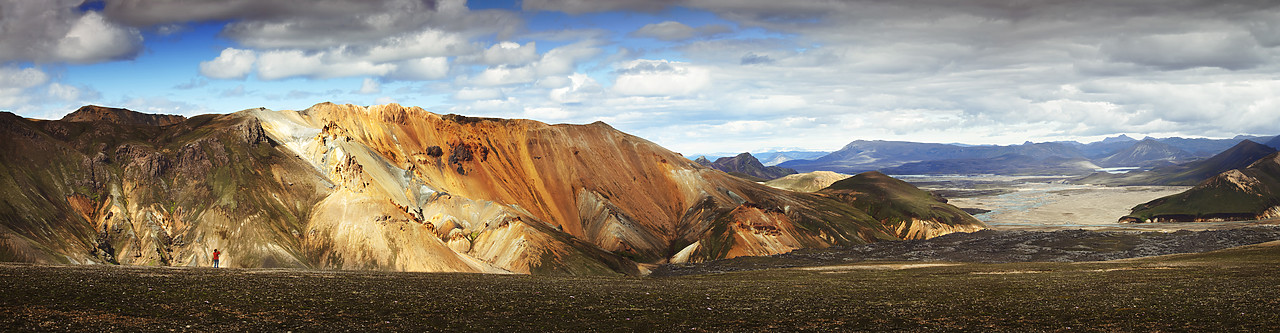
[5,236,1280,331]
[901,175,1193,230]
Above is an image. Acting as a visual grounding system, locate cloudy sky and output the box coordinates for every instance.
[3,0,1280,155]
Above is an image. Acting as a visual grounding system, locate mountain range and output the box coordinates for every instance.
[0,104,985,275]
[1079,140,1278,186]
[1095,138,1195,167]
[779,135,1276,175]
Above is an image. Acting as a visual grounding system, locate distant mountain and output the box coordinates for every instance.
[1123,151,1280,223]
[1097,138,1196,167]
[764,171,851,192]
[1072,134,1140,158]
[1265,136,1280,150]
[1155,136,1272,157]
[779,140,1085,173]
[1079,140,1278,186]
[817,171,986,239]
[755,151,829,166]
[702,153,797,181]
[880,154,1099,176]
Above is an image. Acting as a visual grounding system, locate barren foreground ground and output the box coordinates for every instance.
[5,236,1280,331]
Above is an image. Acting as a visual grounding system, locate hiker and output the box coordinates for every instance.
[212,248,221,268]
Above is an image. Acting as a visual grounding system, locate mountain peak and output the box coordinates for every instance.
[61,105,185,127]
[1098,138,1194,167]
[1100,134,1137,144]
[705,152,797,180]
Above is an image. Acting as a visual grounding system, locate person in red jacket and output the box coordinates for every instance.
[212,249,221,268]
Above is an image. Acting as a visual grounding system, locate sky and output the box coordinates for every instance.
[2,0,1280,155]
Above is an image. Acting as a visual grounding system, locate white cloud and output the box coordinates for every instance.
[1102,31,1267,70]
[46,82,82,101]
[0,1,142,64]
[534,42,602,77]
[522,0,677,14]
[119,96,214,117]
[390,57,450,81]
[200,48,257,79]
[341,29,476,63]
[471,66,537,86]
[357,78,381,94]
[54,11,143,64]
[549,73,603,104]
[462,41,539,66]
[523,106,572,120]
[612,59,711,96]
[200,29,469,81]
[256,50,395,80]
[374,96,398,105]
[186,0,519,49]
[454,88,504,101]
[0,66,50,109]
[631,21,732,41]
[633,21,697,40]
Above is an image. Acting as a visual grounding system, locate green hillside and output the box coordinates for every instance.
[1125,153,1280,222]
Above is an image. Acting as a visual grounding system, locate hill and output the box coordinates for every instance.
[698,152,797,180]
[59,105,187,127]
[0,103,986,274]
[763,171,851,192]
[1123,151,1280,222]
[1079,140,1277,186]
[816,171,986,239]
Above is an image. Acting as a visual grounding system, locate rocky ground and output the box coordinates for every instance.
[3,228,1280,331]
[652,226,1280,276]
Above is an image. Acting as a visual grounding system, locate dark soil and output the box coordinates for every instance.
[3,229,1280,331]
[653,226,1280,276]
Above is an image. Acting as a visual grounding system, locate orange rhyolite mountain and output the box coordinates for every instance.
[0,103,984,275]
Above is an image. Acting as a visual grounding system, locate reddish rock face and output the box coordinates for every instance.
[0,103,985,275]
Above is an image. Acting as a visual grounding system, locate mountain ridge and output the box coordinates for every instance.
[1079,140,1278,186]
[0,103,986,274]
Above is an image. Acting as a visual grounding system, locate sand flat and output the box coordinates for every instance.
[945,183,1191,230]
